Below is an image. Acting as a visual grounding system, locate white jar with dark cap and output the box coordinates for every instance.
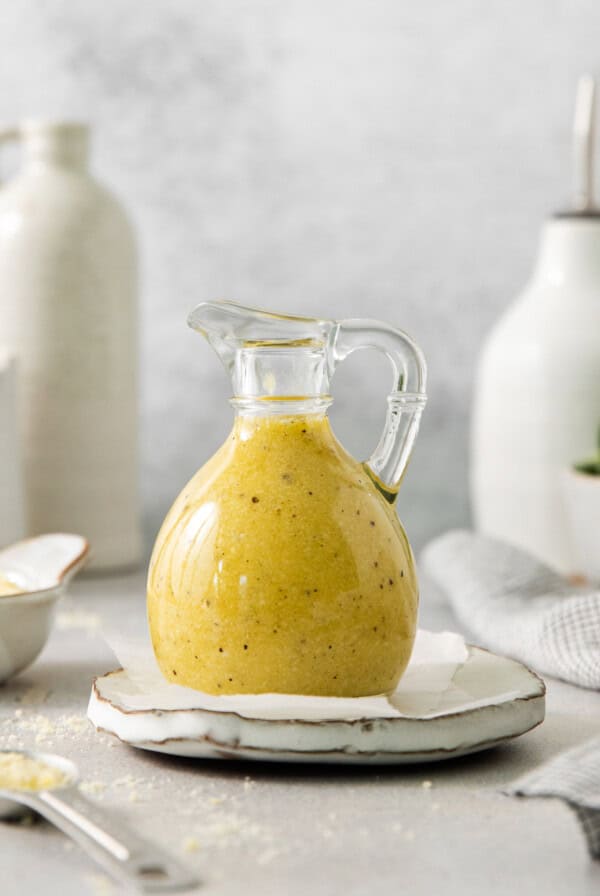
[471,78,600,575]
[0,121,141,571]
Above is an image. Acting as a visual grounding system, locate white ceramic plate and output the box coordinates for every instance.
[88,631,545,764]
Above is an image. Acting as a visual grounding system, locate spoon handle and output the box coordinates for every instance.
[24,787,198,892]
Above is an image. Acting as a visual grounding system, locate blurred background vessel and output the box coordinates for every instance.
[0,122,140,570]
[471,78,600,575]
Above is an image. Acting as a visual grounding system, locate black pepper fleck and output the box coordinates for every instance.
[251,496,259,503]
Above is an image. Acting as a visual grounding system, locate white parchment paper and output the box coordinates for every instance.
[100,626,529,722]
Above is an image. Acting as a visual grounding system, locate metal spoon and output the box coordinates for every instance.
[0,750,199,893]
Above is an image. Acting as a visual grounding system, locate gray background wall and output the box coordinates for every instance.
[1,1,597,551]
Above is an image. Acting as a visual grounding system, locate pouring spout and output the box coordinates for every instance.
[188,301,333,347]
[188,301,336,400]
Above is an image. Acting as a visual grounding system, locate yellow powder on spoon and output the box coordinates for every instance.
[0,753,69,791]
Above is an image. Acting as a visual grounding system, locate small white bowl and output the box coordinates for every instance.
[0,534,89,683]
[562,468,600,583]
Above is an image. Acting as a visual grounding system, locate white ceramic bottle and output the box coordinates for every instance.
[471,79,600,574]
[0,121,141,571]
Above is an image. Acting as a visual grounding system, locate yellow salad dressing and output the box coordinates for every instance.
[148,414,418,697]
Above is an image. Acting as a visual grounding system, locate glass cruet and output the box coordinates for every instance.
[147,301,427,697]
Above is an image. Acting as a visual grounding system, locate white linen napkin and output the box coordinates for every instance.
[506,737,600,858]
[421,530,600,689]
[422,531,600,859]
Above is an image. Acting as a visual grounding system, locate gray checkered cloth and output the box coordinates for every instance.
[421,530,600,689]
[506,738,600,858]
[422,530,600,858]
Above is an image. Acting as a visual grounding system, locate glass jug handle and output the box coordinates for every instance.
[332,320,427,501]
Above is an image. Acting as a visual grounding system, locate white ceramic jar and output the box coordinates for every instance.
[0,121,141,571]
[471,216,600,574]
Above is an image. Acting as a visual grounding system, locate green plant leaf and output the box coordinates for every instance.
[572,422,600,476]
[574,460,600,476]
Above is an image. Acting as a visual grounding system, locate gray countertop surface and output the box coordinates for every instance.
[2,572,600,896]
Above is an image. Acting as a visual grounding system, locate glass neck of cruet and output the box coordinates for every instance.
[228,340,333,417]
[188,302,427,502]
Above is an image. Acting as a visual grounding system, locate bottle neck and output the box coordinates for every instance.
[229,343,332,413]
[531,215,600,289]
[21,122,89,172]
